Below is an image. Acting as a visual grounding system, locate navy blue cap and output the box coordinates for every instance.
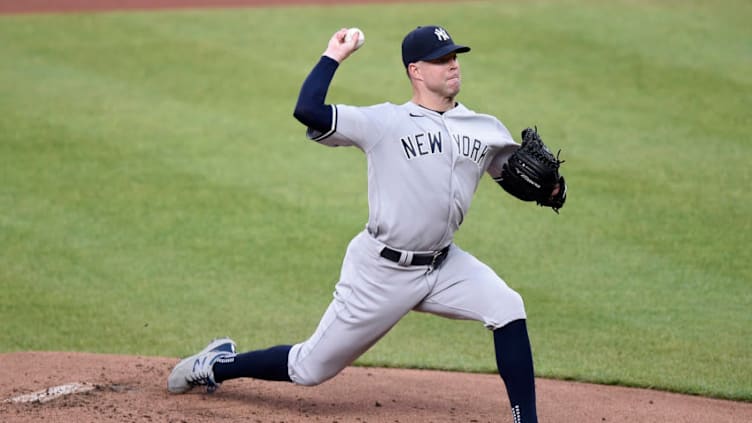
[401,25,471,68]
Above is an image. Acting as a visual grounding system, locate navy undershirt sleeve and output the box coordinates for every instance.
[293,55,339,133]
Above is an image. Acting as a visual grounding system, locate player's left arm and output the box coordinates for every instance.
[485,144,519,180]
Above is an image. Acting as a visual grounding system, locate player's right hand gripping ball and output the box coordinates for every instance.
[497,127,567,213]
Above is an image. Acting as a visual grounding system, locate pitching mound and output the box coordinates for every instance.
[1,352,750,422]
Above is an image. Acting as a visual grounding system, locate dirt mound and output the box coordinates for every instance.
[1,352,750,422]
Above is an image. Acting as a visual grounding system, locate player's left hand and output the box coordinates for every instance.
[543,176,567,212]
[495,127,567,213]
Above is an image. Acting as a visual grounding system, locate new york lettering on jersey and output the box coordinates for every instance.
[453,134,489,164]
[400,131,443,159]
[399,130,489,165]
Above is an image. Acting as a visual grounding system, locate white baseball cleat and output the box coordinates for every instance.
[167,337,237,394]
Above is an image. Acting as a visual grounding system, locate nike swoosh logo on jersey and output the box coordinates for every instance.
[409,113,424,117]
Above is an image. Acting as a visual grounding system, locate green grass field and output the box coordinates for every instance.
[1,0,750,401]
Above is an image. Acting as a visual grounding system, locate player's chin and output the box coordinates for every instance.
[445,78,461,95]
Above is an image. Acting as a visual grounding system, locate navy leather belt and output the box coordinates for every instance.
[380,245,450,268]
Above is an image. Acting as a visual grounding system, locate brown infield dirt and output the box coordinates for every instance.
[1,1,752,422]
[1,352,751,423]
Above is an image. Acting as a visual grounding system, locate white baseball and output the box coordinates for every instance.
[345,27,365,50]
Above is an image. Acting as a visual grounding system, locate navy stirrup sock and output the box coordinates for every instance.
[494,319,538,423]
[214,345,292,383]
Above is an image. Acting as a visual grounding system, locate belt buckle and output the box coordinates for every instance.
[429,250,443,268]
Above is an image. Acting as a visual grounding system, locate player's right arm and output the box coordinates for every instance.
[292,56,338,135]
[293,29,360,139]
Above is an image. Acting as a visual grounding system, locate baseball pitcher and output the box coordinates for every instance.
[168,25,567,423]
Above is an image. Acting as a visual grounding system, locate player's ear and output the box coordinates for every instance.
[407,63,421,80]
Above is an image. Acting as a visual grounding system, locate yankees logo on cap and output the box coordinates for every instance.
[401,25,471,68]
[433,27,450,41]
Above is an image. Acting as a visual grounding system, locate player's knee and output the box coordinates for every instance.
[510,289,525,312]
[290,375,320,387]
[287,346,341,386]
[289,367,338,387]
[485,289,527,330]
[505,289,527,317]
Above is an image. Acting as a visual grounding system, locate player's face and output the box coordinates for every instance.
[421,53,462,97]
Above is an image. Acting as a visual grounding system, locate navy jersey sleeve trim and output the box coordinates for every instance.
[293,56,339,135]
[306,105,338,141]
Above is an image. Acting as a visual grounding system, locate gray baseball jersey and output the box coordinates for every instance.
[310,100,518,251]
[287,100,526,386]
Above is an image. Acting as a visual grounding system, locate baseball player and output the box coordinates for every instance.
[168,25,566,423]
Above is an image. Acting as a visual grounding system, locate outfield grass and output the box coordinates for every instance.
[1,0,750,401]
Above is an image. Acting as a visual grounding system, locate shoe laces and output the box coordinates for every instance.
[187,351,236,392]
